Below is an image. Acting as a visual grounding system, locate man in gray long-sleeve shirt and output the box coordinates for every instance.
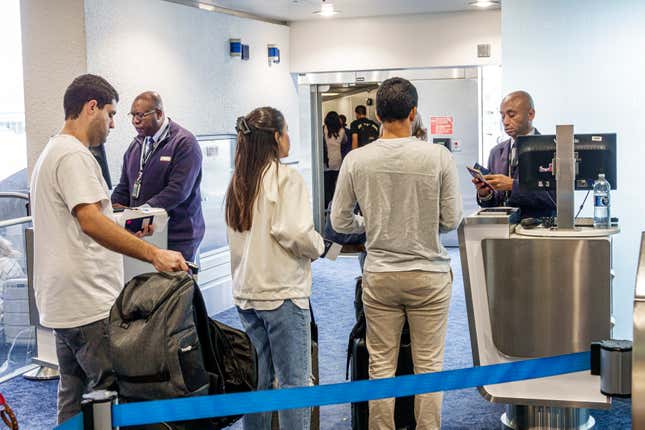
[331,77,462,430]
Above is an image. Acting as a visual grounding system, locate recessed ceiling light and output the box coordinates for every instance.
[324,93,340,96]
[313,0,339,17]
[197,2,216,11]
[468,0,501,8]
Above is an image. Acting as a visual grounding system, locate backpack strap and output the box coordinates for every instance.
[192,283,225,393]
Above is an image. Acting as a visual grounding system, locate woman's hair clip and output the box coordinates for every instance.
[236,116,252,135]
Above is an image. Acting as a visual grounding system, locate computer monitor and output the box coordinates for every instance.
[89,143,112,189]
[517,133,616,192]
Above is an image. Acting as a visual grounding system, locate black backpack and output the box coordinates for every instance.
[356,119,380,147]
[110,271,257,429]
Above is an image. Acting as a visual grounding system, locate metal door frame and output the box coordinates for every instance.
[302,66,483,231]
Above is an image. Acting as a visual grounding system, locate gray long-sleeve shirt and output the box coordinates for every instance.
[331,137,462,273]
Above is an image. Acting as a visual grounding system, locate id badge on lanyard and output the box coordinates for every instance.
[132,140,153,200]
[132,169,144,199]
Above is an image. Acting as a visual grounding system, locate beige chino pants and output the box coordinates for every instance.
[363,270,452,430]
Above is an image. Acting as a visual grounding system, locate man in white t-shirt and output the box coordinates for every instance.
[331,77,462,429]
[30,74,188,423]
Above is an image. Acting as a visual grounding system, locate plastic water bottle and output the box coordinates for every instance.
[593,173,610,228]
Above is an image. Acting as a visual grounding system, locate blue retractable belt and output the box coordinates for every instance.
[93,351,589,427]
[55,412,83,430]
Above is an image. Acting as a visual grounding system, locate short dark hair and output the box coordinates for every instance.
[63,74,119,120]
[376,77,418,122]
[355,105,367,116]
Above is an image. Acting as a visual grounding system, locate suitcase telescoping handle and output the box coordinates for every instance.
[186,262,199,275]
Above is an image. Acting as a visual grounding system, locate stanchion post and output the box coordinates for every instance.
[81,390,117,430]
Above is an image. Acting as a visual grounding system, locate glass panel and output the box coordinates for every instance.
[0,217,34,380]
[0,0,27,196]
[198,135,236,253]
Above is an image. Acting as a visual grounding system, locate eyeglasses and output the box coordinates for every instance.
[128,109,156,120]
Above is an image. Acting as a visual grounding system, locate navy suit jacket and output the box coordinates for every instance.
[478,129,557,219]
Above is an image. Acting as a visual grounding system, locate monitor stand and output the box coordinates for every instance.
[555,124,575,230]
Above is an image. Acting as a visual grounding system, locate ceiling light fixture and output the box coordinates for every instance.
[197,2,216,12]
[468,0,501,9]
[313,0,339,17]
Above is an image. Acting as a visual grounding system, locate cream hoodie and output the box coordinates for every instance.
[228,162,325,303]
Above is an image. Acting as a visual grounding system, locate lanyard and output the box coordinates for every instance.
[131,123,170,200]
[132,137,155,200]
[139,137,155,170]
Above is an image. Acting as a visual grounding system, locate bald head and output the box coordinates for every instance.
[130,91,165,137]
[500,90,535,139]
[134,91,164,111]
[502,91,534,111]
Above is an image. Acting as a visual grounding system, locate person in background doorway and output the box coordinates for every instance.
[339,114,352,159]
[410,111,428,141]
[225,107,324,430]
[380,110,427,141]
[349,105,380,150]
[111,91,205,262]
[30,74,187,423]
[473,90,556,218]
[322,111,346,209]
[331,77,462,429]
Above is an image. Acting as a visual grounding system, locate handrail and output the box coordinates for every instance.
[0,192,29,201]
[0,216,32,229]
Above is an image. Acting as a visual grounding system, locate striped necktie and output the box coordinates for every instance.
[143,136,154,162]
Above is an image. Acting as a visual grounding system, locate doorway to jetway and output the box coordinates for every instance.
[301,67,502,247]
[319,83,379,212]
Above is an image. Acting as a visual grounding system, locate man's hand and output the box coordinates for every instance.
[472,178,492,197]
[150,248,188,273]
[483,174,514,191]
[134,223,155,238]
[112,203,127,209]
[74,202,188,272]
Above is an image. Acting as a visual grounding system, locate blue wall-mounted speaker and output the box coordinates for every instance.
[268,44,280,66]
[230,38,242,57]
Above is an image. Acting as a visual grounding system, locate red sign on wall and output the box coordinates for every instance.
[430,116,454,135]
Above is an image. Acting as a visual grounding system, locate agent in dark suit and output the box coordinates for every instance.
[473,90,556,218]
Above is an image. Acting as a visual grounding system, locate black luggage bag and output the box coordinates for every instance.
[348,277,416,430]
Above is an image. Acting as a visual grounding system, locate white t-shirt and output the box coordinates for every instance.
[30,134,124,328]
[323,126,345,171]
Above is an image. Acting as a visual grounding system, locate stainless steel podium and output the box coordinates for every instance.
[459,208,618,429]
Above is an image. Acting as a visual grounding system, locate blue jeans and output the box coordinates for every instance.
[238,300,312,430]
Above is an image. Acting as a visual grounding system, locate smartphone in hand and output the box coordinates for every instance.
[125,215,154,234]
[473,162,490,175]
[466,167,493,189]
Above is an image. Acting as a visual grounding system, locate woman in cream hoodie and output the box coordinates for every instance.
[225,107,324,430]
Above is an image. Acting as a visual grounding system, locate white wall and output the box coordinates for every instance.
[502,0,645,339]
[84,0,299,183]
[21,0,87,174]
[290,10,500,73]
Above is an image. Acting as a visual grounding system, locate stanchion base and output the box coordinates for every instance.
[23,365,59,381]
[501,405,595,429]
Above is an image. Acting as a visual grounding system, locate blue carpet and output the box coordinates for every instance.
[0,249,631,429]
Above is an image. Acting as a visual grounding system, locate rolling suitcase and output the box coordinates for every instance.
[271,303,320,430]
[348,277,416,430]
